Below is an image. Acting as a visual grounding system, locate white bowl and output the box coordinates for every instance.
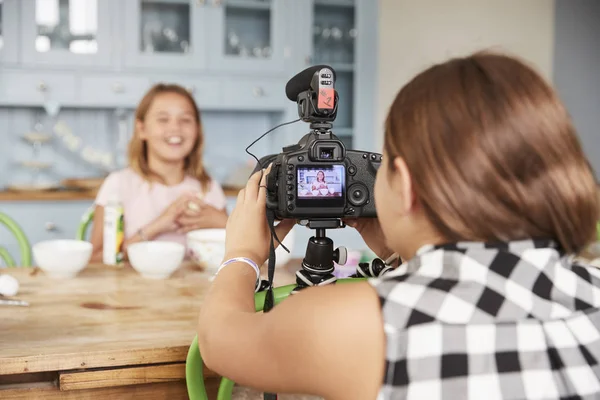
[187,229,227,273]
[127,241,185,279]
[311,190,319,196]
[32,239,92,279]
[187,227,297,273]
[328,187,335,194]
[319,188,328,196]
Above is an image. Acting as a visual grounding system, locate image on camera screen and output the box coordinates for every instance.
[296,165,345,198]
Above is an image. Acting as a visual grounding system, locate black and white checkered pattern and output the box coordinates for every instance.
[369,239,600,399]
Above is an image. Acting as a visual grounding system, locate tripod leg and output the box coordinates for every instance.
[292,269,337,293]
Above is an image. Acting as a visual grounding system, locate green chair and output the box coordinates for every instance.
[76,206,95,241]
[185,278,365,400]
[0,212,32,267]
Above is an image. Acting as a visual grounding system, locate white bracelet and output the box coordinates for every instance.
[217,257,261,281]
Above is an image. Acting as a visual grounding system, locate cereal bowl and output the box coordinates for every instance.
[127,241,186,279]
[187,229,227,273]
[32,239,92,279]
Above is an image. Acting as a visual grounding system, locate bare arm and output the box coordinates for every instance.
[198,263,386,400]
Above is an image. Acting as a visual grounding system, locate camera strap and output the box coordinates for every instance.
[263,208,277,313]
[262,208,288,400]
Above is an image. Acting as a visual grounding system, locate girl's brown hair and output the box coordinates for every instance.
[128,83,211,191]
[384,51,599,254]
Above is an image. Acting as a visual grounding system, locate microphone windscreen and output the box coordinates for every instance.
[285,65,336,101]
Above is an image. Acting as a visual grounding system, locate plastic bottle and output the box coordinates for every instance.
[103,195,124,266]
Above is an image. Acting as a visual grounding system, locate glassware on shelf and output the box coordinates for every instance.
[34,0,98,54]
[139,1,191,54]
[312,4,356,65]
[224,2,272,59]
[16,123,56,189]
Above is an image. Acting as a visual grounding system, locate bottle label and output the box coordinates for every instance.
[103,204,124,266]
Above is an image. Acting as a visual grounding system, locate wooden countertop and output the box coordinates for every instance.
[0,261,299,398]
[0,186,243,202]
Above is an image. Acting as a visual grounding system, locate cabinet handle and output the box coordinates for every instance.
[37,81,48,92]
[253,87,264,97]
[112,82,125,93]
[45,222,57,232]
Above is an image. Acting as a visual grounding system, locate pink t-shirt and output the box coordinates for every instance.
[94,167,227,247]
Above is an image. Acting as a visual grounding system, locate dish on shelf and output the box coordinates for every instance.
[18,161,53,170]
[6,183,62,192]
[22,132,53,143]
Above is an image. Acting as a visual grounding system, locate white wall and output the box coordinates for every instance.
[553,0,600,175]
[376,0,556,150]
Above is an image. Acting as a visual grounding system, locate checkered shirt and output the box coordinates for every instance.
[368,239,600,400]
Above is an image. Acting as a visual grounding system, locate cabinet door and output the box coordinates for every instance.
[123,0,209,71]
[206,0,286,74]
[0,0,19,64]
[19,0,114,68]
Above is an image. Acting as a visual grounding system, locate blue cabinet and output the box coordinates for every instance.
[0,0,378,127]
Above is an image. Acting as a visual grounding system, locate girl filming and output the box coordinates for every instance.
[198,53,600,399]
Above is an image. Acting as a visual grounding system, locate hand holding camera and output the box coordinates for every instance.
[223,167,295,266]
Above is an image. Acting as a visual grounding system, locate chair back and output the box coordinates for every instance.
[76,206,95,241]
[0,212,31,267]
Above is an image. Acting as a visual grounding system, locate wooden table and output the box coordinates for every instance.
[0,261,299,399]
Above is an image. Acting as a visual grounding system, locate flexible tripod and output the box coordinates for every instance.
[290,218,398,293]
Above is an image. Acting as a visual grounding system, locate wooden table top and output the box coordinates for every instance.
[0,261,298,376]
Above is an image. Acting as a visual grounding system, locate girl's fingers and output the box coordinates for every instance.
[244,170,263,202]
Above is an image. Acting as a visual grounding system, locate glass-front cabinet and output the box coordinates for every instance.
[312,0,356,148]
[123,0,209,70]
[19,0,113,67]
[0,0,19,64]
[207,0,286,73]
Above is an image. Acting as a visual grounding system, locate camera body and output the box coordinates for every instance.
[253,65,381,220]
[256,133,381,219]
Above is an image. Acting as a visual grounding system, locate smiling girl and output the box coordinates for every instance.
[89,84,228,261]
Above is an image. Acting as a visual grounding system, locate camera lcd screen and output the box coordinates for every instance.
[296,165,345,207]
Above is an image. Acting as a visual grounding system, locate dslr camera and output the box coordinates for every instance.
[254,65,382,221]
